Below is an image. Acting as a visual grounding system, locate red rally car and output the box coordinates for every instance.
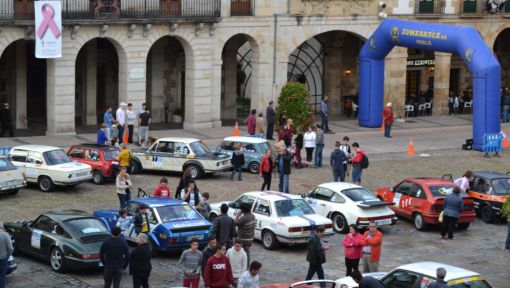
[67,144,120,185]
[375,178,476,231]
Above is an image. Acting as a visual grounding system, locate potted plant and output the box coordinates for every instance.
[173,107,183,123]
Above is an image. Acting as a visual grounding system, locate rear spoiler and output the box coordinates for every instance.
[357,200,394,208]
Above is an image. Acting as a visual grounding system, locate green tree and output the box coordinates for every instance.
[276,82,313,132]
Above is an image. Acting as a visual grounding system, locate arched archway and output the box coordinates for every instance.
[494,28,510,89]
[287,31,365,116]
[75,38,119,127]
[0,39,47,135]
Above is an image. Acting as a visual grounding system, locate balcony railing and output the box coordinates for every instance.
[460,0,510,15]
[0,0,221,22]
[231,0,253,16]
[414,0,445,15]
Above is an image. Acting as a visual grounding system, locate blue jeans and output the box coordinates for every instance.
[504,105,510,123]
[279,173,289,193]
[315,144,324,167]
[384,124,392,137]
[333,167,345,182]
[118,125,124,144]
[352,168,362,183]
[321,113,329,131]
[231,166,242,180]
[0,257,7,288]
[306,264,325,282]
[505,222,510,250]
[117,193,128,208]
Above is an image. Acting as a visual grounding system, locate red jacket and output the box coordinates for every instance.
[204,255,234,288]
[245,114,256,135]
[153,185,171,197]
[360,230,383,262]
[260,155,272,174]
[343,232,363,260]
[352,150,365,164]
[383,107,394,125]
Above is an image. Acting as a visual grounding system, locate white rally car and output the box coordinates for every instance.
[303,182,397,233]
[210,191,334,250]
[0,157,26,195]
[9,145,92,192]
[131,137,232,179]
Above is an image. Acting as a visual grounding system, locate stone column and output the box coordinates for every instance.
[384,46,407,119]
[85,43,97,125]
[433,52,452,116]
[211,59,222,126]
[250,59,272,115]
[123,49,147,114]
[150,43,165,123]
[15,41,27,129]
[323,46,343,116]
[222,48,237,120]
[46,56,76,135]
[221,0,231,17]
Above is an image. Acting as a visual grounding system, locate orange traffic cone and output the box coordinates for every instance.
[123,126,129,144]
[503,131,509,148]
[380,120,384,131]
[407,137,415,156]
[234,121,240,136]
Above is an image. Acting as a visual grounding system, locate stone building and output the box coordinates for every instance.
[0,0,509,135]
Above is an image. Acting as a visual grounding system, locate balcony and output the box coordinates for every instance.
[414,0,445,17]
[230,0,253,16]
[460,0,510,16]
[0,0,221,24]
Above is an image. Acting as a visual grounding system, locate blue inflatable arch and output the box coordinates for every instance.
[359,19,500,151]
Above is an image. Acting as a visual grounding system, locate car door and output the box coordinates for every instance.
[124,202,141,240]
[9,150,28,180]
[25,215,57,258]
[145,141,175,171]
[406,183,426,216]
[26,151,45,181]
[227,195,256,218]
[252,198,272,239]
[307,187,335,216]
[469,177,491,210]
[380,269,423,288]
[392,181,414,217]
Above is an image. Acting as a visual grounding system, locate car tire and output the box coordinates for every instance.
[50,247,67,273]
[457,223,470,230]
[331,213,348,233]
[38,176,54,192]
[413,213,428,231]
[262,230,279,250]
[92,170,105,185]
[9,189,19,195]
[185,164,202,179]
[481,205,494,223]
[208,213,217,223]
[248,162,260,174]
[149,239,160,258]
[7,231,19,255]
[131,161,141,174]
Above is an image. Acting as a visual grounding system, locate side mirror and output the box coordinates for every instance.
[300,193,307,198]
[389,187,394,192]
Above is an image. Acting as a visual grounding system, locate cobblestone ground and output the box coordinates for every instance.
[2,148,510,287]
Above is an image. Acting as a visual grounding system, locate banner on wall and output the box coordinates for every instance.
[34,1,62,58]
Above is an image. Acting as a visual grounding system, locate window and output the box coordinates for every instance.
[408,184,426,199]
[156,141,174,153]
[491,178,510,195]
[342,188,378,202]
[253,198,271,216]
[330,192,346,203]
[43,149,71,165]
[27,151,43,165]
[148,209,159,224]
[189,141,210,156]
[381,270,420,288]
[32,215,56,233]
[85,149,100,161]
[220,141,235,151]
[243,143,256,152]
[68,147,85,159]
[275,199,315,217]
[394,181,414,195]
[309,187,334,201]
[257,142,273,154]
[64,218,109,237]
[230,195,255,209]
[175,142,190,156]
[472,178,490,194]
[156,205,202,222]
[0,159,16,172]
[125,202,140,215]
[10,154,27,163]
[429,185,466,197]
[103,150,119,161]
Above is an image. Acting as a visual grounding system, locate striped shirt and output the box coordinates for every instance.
[178,249,203,279]
[316,129,325,145]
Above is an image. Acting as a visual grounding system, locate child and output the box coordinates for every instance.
[153,177,171,197]
[198,192,212,220]
[116,209,133,234]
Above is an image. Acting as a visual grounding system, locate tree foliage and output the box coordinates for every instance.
[276,82,313,132]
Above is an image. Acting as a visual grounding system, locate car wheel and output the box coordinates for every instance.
[38,176,54,192]
[413,213,428,231]
[92,170,105,185]
[262,230,279,250]
[481,205,494,223]
[149,239,160,258]
[208,213,217,223]
[9,189,19,195]
[131,161,141,174]
[457,223,470,230]
[331,213,348,233]
[7,231,19,255]
[185,164,202,179]
[248,162,260,174]
[50,247,67,273]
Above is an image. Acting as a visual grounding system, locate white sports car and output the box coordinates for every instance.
[303,182,397,233]
[209,191,334,250]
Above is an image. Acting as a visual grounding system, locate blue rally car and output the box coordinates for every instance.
[94,197,212,256]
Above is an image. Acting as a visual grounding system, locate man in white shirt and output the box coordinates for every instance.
[126,103,137,144]
[226,239,248,285]
[237,261,262,288]
[116,102,127,144]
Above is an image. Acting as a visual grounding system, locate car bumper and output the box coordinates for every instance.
[0,183,25,193]
[276,232,335,244]
[54,176,93,186]
[356,217,397,228]
[64,256,103,270]
[204,165,233,173]
[423,213,476,224]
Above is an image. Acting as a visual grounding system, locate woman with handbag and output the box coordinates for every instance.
[441,186,464,240]
[116,166,132,208]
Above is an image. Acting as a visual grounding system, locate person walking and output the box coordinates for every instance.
[0,223,13,288]
[204,243,235,288]
[237,261,262,288]
[129,233,152,288]
[116,102,127,145]
[351,143,366,185]
[501,197,510,251]
[266,101,276,140]
[276,145,293,193]
[260,149,273,191]
[305,226,330,281]
[97,124,109,145]
[231,144,245,181]
[382,102,394,138]
[99,227,130,288]
[179,238,203,288]
[103,106,114,142]
[294,131,303,168]
[226,239,248,286]
[138,104,151,147]
[245,109,257,136]
[213,203,236,248]
[340,136,351,175]
[304,126,316,167]
[255,113,265,137]
[0,102,13,138]
[314,124,325,168]
[126,103,137,144]
[441,186,464,240]
[350,270,384,288]
[235,203,257,268]
[360,222,383,273]
[343,224,362,277]
[116,167,132,208]
[201,237,217,279]
[320,96,332,133]
[427,267,448,288]
[454,170,474,193]
[153,177,171,197]
[330,141,347,182]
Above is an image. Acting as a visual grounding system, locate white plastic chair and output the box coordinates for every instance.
[404,105,414,118]
[464,101,472,113]
[418,104,426,116]
[424,102,432,115]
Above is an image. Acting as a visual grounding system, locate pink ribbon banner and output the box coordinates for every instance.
[37,4,61,39]
[35,1,62,58]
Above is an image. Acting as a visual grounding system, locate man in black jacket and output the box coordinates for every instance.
[213,203,236,248]
[201,237,217,279]
[0,102,13,137]
[266,101,276,140]
[230,144,245,181]
[305,226,329,283]
[351,270,384,288]
[427,267,448,288]
[277,145,293,193]
[330,141,347,182]
[129,233,152,288]
[100,227,130,288]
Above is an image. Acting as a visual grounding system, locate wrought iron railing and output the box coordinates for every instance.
[231,0,253,16]
[414,0,445,15]
[460,0,510,15]
[0,0,221,21]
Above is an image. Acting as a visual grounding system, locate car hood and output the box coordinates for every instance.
[197,152,231,160]
[160,219,212,232]
[52,161,91,172]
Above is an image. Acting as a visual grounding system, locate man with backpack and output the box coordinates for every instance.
[351,142,368,185]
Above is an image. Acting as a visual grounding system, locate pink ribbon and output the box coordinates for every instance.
[37,4,61,39]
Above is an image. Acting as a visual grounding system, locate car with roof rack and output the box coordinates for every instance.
[212,136,275,174]
[67,144,120,184]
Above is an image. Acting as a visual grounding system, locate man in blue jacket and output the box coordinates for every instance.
[97,124,108,145]
[330,141,347,182]
[100,227,130,288]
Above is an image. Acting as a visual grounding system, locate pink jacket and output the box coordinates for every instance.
[343,233,363,260]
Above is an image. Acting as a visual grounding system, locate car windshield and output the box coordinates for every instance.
[189,141,210,156]
[156,204,203,222]
[257,142,273,154]
[43,149,72,165]
[449,278,493,288]
[0,158,16,171]
[275,199,315,217]
[103,150,119,161]
[491,178,510,195]
[430,185,467,197]
[342,188,378,202]
[64,218,109,237]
